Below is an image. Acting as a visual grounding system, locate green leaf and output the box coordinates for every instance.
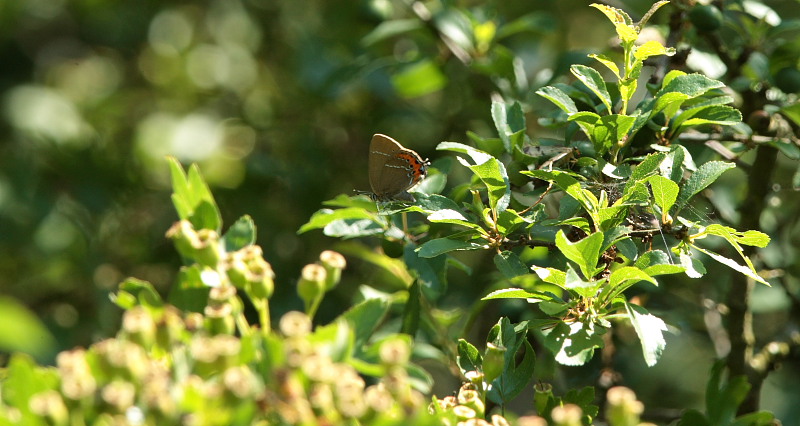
[635,250,684,276]
[391,60,447,98]
[652,92,691,120]
[697,224,770,282]
[565,266,603,298]
[417,238,485,258]
[525,170,599,215]
[619,74,638,106]
[0,297,56,361]
[675,161,736,212]
[672,105,742,135]
[661,145,687,183]
[544,321,604,366]
[591,3,633,25]
[309,320,355,363]
[647,175,680,218]
[633,40,675,61]
[679,250,707,278]
[168,157,222,232]
[400,281,421,336]
[466,157,511,213]
[691,245,768,285]
[657,73,725,98]
[780,102,800,127]
[482,288,557,301]
[322,218,386,238]
[404,243,447,300]
[536,85,578,114]
[626,152,667,191]
[589,4,637,43]
[457,339,482,375]
[588,53,620,78]
[597,204,628,230]
[341,298,390,347]
[222,215,256,252]
[298,207,377,234]
[492,101,526,153]
[112,277,164,310]
[436,141,494,165]
[568,113,636,155]
[730,411,775,426]
[361,19,424,46]
[426,209,483,230]
[679,409,711,426]
[706,361,751,426]
[602,266,657,303]
[555,230,604,279]
[487,319,536,404]
[532,266,567,288]
[703,224,770,248]
[494,251,530,279]
[625,302,667,367]
[496,208,527,234]
[489,338,535,404]
[3,353,61,421]
[571,64,612,113]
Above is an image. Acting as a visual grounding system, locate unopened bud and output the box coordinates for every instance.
[379,338,410,366]
[297,264,326,317]
[166,221,223,267]
[458,387,485,418]
[122,306,156,349]
[534,382,554,416]
[482,342,505,384]
[551,403,582,426]
[29,390,68,424]
[606,386,643,426]
[319,250,346,290]
[204,303,235,335]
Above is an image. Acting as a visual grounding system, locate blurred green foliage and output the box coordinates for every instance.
[1,0,799,423]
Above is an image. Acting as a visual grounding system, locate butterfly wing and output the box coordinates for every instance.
[368,133,428,200]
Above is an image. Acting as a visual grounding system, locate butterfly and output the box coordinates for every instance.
[367,134,429,202]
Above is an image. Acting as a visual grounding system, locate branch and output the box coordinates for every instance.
[726,143,779,415]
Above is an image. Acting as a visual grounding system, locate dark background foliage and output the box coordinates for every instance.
[1,0,798,422]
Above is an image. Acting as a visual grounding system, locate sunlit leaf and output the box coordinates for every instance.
[647,175,680,218]
[555,230,604,279]
[625,302,667,367]
[588,53,620,78]
[482,288,557,301]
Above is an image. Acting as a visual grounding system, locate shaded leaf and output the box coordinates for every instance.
[494,251,530,279]
[536,85,578,113]
[417,238,485,258]
[675,161,735,212]
[222,215,256,252]
[457,339,482,375]
[571,64,612,113]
